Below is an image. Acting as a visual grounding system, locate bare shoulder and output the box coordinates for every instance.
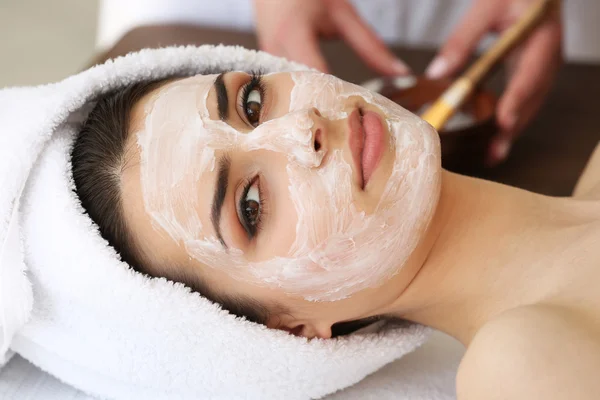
[574,141,600,199]
[456,305,600,400]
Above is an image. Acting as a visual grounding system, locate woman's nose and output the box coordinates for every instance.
[310,108,327,153]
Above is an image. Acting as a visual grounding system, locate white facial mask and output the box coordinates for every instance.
[137,71,441,301]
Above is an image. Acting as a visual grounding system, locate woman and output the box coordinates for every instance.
[72,65,600,398]
[2,46,433,400]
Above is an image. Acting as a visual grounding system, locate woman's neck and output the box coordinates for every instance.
[387,170,598,345]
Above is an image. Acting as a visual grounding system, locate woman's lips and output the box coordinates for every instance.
[348,108,385,190]
[360,110,385,188]
[348,109,365,188]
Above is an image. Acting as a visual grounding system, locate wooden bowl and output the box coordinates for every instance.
[361,76,498,174]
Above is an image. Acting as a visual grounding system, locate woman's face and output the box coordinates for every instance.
[122,71,441,337]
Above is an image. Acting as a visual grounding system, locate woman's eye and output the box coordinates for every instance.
[244,184,260,226]
[244,88,262,127]
[239,177,262,239]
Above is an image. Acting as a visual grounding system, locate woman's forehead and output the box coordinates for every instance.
[129,74,219,141]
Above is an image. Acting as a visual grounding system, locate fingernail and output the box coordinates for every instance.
[494,139,512,161]
[392,59,410,75]
[425,56,448,79]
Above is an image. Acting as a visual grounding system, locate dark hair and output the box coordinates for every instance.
[71,78,381,337]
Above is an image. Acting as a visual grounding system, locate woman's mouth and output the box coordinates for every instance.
[348,108,385,190]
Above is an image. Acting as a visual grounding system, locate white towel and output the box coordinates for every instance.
[0,45,431,400]
[0,331,463,400]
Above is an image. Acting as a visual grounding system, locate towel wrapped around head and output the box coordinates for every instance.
[0,45,430,400]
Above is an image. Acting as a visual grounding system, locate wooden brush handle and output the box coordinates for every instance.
[422,0,558,131]
[465,0,557,84]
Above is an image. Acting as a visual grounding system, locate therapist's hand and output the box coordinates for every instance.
[426,0,563,165]
[253,0,410,76]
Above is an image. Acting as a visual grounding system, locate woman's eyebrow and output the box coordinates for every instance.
[214,72,229,121]
[211,154,231,248]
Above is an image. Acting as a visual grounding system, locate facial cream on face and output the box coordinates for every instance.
[137,72,441,301]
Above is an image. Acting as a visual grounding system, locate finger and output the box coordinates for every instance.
[488,19,562,165]
[281,20,330,72]
[486,92,544,167]
[426,1,498,79]
[258,35,286,58]
[330,0,410,76]
[253,0,287,55]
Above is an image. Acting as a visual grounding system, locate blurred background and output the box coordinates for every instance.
[1,0,598,88]
[0,0,98,87]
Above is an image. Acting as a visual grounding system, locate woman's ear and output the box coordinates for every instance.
[276,321,332,339]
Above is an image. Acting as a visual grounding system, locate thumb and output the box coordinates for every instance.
[426,1,497,79]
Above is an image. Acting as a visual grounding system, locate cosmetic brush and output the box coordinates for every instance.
[421,0,558,131]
